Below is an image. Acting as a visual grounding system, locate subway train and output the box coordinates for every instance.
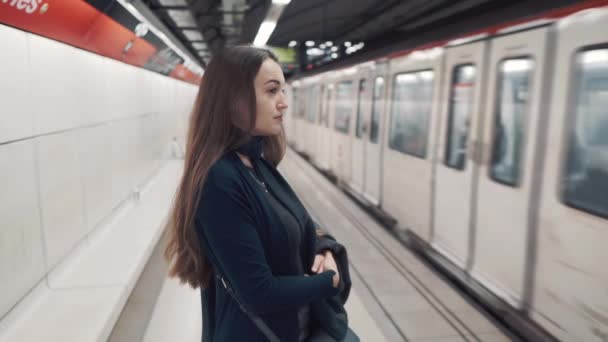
[284,4,608,342]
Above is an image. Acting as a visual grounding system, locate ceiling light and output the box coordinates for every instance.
[325,41,333,47]
[253,21,276,46]
[344,41,351,47]
[331,46,338,52]
[167,9,196,28]
[319,44,326,49]
[159,0,187,5]
[331,53,338,59]
[288,40,297,47]
[306,48,324,56]
[305,41,315,47]
[192,42,207,50]
[182,29,203,41]
[272,0,291,4]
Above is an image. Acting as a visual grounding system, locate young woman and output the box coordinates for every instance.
[164,46,358,341]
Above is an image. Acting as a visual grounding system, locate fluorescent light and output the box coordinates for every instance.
[182,29,203,41]
[325,41,333,47]
[344,41,351,47]
[115,0,203,75]
[288,40,297,47]
[331,46,338,52]
[305,41,315,47]
[331,53,338,59]
[167,9,196,28]
[272,0,291,4]
[306,48,324,56]
[253,21,277,46]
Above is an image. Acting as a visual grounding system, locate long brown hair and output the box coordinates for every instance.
[164,46,286,288]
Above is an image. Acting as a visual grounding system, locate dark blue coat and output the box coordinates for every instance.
[195,151,350,342]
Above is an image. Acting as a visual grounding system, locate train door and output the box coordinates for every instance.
[295,84,307,151]
[432,41,488,268]
[317,84,332,170]
[363,63,388,206]
[381,48,444,240]
[471,27,551,307]
[287,85,299,146]
[350,69,372,194]
[531,8,608,341]
[331,72,356,183]
[305,85,320,161]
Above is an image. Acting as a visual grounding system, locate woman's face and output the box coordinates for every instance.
[252,59,288,136]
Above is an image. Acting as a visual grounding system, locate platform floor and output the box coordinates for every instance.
[143,149,517,342]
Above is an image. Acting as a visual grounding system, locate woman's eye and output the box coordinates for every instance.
[268,88,279,94]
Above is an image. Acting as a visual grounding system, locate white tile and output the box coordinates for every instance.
[48,160,180,288]
[0,285,126,342]
[35,131,87,270]
[72,49,108,127]
[0,140,46,318]
[0,25,33,143]
[78,125,115,231]
[109,120,132,205]
[47,203,163,288]
[28,34,81,135]
[105,59,135,120]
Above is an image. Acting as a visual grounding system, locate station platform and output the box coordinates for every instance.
[138,149,517,342]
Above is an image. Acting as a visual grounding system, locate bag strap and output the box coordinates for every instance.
[215,273,280,342]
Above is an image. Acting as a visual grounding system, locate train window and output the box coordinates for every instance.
[445,64,476,170]
[489,58,534,186]
[334,81,353,134]
[562,48,608,218]
[355,79,367,138]
[370,77,385,144]
[389,70,434,158]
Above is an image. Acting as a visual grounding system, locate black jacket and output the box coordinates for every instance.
[196,151,351,342]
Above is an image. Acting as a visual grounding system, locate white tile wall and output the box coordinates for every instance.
[0,25,33,143]
[1,26,199,324]
[72,49,108,127]
[35,131,87,270]
[0,140,45,318]
[29,34,81,135]
[78,125,115,232]
[109,120,133,206]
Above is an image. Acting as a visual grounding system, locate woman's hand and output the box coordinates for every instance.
[312,251,340,288]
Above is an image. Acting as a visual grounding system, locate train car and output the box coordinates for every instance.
[532,7,608,341]
[287,3,608,341]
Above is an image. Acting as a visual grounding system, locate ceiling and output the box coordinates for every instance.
[142,0,584,76]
